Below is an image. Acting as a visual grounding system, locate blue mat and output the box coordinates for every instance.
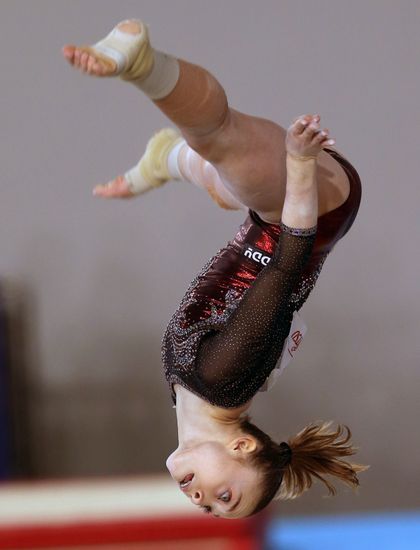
[266,511,420,550]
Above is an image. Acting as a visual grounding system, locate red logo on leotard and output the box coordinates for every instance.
[287,330,303,357]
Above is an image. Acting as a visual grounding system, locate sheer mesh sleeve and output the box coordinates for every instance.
[194,224,317,404]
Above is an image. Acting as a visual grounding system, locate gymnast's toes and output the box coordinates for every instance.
[93,175,136,199]
[62,44,117,76]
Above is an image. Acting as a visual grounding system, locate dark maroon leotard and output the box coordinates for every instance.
[162,150,362,408]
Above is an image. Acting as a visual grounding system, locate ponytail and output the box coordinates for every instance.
[239,417,368,515]
[278,422,368,500]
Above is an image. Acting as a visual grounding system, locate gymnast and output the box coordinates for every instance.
[63,19,367,518]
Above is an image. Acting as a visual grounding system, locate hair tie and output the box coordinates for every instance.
[279,441,293,466]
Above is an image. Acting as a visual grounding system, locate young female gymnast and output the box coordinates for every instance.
[63,19,366,518]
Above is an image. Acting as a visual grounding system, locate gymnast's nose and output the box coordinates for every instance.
[191,490,203,504]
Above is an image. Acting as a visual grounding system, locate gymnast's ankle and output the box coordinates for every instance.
[124,128,185,194]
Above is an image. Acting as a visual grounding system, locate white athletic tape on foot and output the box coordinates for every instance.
[132,50,180,100]
[167,139,186,180]
[92,45,126,72]
[93,22,179,99]
[124,128,182,194]
[124,165,149,195]
[94,27,145,73]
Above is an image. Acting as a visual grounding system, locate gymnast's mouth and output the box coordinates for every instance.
[179,473,194,491]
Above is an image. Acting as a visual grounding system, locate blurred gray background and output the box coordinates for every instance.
[0,0,419,517]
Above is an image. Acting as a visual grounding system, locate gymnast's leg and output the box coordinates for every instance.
[62,19,344,219]
[90,131,245,211]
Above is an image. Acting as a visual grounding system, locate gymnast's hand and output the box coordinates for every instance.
[282,114,332,228]
[286,114,335,159]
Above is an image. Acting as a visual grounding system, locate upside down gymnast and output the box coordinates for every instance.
[63,19,367,518]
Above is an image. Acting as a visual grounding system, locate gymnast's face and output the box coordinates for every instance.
[166,440,261,518]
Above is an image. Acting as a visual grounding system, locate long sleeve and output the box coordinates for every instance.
[193,223,317,405]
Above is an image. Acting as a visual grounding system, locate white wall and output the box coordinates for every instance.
[0,0,419,516]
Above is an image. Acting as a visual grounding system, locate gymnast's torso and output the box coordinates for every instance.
[162,150,361,408]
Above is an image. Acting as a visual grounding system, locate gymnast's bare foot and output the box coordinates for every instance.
[286,114,335,158]
[62,19,153,80]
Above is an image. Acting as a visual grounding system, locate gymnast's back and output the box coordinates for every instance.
[162,216,318,408]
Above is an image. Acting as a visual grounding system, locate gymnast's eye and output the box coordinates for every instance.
[218,490,231,502]
[202,505,212,514]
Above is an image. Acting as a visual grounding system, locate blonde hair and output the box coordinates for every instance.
[278,421,369,500]
[239,417,369,514]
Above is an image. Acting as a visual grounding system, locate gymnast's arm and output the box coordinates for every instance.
[195,149,319,390]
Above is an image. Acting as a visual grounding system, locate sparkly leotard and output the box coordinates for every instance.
[162,150,362,408]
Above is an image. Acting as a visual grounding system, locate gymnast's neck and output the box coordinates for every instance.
[173,384,251,448]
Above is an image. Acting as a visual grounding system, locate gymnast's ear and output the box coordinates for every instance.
[229,436,258,455]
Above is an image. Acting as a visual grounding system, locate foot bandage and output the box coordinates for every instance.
[167,139,185,180]
[91,20,180,99]
[125,128,183,194]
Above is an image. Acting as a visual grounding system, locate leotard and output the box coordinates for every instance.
[162,150,361,408]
